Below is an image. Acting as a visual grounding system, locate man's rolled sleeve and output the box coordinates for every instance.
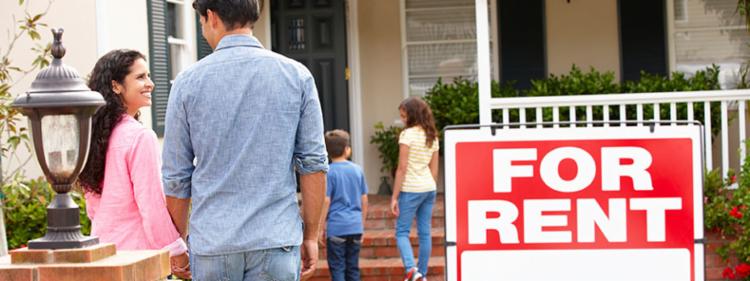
[164,178,192,199]
[294,73,328,175]
[162,75,195,199]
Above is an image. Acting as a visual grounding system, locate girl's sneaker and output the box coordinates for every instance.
[404,267,422,281]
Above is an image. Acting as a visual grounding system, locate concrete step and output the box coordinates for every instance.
[309,257,445,281]
[320,228,445,259]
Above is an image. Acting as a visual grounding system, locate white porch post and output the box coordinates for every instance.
[476,0,492,125]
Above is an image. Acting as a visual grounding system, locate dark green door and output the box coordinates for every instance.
[271,0,349,132]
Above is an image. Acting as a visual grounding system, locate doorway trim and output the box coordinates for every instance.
[345,0,364,168]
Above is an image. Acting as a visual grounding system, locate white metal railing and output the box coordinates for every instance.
[488,89,750,177]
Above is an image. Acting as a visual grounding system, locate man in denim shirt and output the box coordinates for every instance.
[162,1,328,280]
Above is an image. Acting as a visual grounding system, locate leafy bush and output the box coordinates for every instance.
[2,177,90,249]
[704,146,750,280]
[425,65,722,131]
[370,122,402,184]
[526,65,621,97]
[371,65,727,185]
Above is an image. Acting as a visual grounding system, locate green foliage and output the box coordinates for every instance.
[371,65,727,185]
[0,0,62,250]
[424,65,722,132]
[423,78,518,133]
[370,122,402,176]
[2,177,90,249]
[704,146,750,279]
[526,65,621,97]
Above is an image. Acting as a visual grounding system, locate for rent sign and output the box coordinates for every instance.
[444,125,704,281]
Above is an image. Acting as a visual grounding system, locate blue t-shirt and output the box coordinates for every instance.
[326,161,368,237]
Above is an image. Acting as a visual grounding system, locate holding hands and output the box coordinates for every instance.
[170,252,191,280]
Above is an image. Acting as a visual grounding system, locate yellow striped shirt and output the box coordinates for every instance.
[399,126,439,192]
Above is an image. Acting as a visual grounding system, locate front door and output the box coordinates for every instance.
[271,0,349,132]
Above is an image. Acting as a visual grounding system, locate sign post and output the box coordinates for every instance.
[444,125,704,281]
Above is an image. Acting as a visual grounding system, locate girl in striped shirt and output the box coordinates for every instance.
[391,96,440,281]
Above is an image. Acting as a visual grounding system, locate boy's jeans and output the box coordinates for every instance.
[396,191,436,277]
[326,234,362,281]
[190,246,300,281]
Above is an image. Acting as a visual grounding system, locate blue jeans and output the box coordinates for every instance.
[396,191,436,277]
[326,234,362,281]
[190,246,300,281]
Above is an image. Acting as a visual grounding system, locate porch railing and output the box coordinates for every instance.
[488,89,750,177]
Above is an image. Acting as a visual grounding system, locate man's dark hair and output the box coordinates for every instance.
[193,0,260,30]
[325,130,350,159]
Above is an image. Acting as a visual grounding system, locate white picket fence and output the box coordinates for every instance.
[488,89,750,177]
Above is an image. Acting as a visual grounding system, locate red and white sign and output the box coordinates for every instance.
[444,126,704,281]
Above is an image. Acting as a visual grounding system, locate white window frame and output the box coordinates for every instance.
[166,0,198,83]
[399,0,500,98]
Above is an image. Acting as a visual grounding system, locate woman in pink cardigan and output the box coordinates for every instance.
[78,50,190,278]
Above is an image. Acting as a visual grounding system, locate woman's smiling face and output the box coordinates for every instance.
[113,58,154,116]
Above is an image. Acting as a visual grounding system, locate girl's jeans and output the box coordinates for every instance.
[396,191,436,276]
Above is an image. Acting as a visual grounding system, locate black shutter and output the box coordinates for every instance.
[196,16,213,60]
[147,0,171,136]
[499,0,546,90]
[619,0,668,81]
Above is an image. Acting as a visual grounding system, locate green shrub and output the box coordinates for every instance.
[2,177,90,249]
[424,77,519,132]
[370,122,402,177]
[372,65,727,183]
[704,145,750,279]
[526,65,621,97]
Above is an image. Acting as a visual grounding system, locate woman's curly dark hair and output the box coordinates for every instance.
[78,49,145,195]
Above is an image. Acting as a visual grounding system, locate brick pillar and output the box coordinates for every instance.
[0,243,170,281]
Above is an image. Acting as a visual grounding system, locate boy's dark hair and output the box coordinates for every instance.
[325,130,350,159]
[192,0,260,30]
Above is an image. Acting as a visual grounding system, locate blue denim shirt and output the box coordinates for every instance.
[161,35,328,255]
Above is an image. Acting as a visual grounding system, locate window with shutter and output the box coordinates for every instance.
[147,0,172,136]
[400,0,498,96]
[148,0,199,136]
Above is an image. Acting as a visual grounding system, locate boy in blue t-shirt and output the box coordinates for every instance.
[322,130,368,281]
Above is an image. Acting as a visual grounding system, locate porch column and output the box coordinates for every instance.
[476,0,492,125]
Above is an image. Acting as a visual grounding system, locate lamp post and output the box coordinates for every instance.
[12,28,104,249]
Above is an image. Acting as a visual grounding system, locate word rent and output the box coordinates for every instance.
[468,146,682,245]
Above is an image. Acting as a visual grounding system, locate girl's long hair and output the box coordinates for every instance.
[78,50,145,195]
[399,96,438,148]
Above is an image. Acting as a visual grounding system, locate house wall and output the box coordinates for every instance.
[95,0,152,127]
[1,0,99,180]
[545,0,621,80]
[358,0,404,193]
[255,2,271,47]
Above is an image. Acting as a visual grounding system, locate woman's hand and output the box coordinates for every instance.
[170,252,191,280]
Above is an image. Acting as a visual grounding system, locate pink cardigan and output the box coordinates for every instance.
[85,115,186,256]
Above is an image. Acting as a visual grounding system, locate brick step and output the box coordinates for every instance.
[309,257,445,281]
[364,195,445,230]
[365,216,445,230]
[321,228,445,259]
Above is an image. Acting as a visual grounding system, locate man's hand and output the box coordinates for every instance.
[300,239,318,280]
